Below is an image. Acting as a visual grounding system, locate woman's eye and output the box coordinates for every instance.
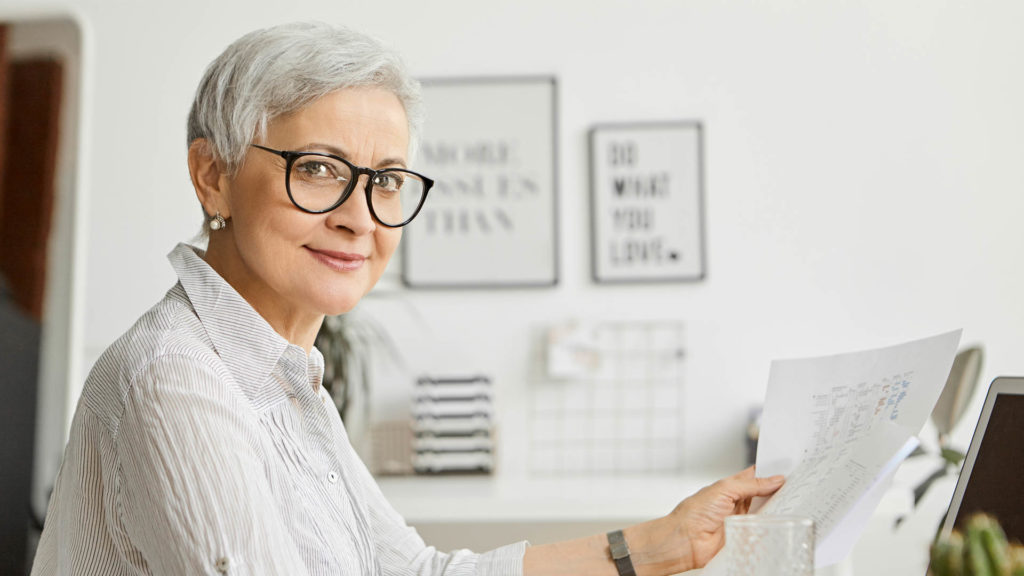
[297,161,332,178]
[374,173,404,190]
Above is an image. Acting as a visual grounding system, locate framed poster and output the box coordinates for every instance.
[589,122,705,283]
[402,77,558,288]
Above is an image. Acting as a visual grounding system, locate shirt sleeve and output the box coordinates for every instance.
[116,354,311,576]
[325,398,527,576]
[362,470,528,576]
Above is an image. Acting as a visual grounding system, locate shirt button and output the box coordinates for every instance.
[328,470,339,483]
[214,557,230,574]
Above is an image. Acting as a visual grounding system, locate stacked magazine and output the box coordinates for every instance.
[411,376,494,474]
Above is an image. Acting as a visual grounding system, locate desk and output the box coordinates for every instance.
[379,474,717,524]
[380,474,714,558]
[378,471,955,575]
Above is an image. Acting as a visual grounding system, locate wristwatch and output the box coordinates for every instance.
[607,529,636,576]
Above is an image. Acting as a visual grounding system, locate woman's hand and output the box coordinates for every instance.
[674,466,785,568]
[523,467,784,576]
[623,467,785,575]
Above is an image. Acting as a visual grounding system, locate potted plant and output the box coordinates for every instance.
[905,347,984,511]
[315,311,402,456]
[930,514,1024,576]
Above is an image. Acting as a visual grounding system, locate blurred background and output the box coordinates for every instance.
[2,1,1023,574]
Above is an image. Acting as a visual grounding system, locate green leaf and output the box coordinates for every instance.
[977,516,1011,576]
[933,533,964,576]
[942,448,967,467]
[967,516,998,576]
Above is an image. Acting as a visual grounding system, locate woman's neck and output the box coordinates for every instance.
[203,235,324,354]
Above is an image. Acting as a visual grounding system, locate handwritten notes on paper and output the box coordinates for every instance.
[702,331,961,575]
[757,422,917,544]
[754,330,962,567]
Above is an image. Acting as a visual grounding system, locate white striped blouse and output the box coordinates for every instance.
[31,243,526,575]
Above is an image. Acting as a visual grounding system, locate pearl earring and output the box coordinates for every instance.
[209,212,226,231]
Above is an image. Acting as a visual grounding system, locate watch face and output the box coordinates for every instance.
[608,530,637,575]
[608,530,630,559]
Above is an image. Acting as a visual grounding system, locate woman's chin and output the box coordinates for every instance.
[313,277,379,316]
[319,295,362,317]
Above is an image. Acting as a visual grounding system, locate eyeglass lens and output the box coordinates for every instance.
[288,154,426,226]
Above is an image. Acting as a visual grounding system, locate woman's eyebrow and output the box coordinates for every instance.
[300,142,407,169]
[375,157,408,169]
[300,142,348,157]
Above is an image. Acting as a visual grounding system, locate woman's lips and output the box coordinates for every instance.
[306,247,366,272]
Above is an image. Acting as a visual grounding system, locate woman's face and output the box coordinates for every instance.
[218,87,408,319]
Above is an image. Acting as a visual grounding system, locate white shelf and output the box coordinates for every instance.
[377,473,720,523]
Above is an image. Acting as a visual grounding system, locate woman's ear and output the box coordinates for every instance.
[188,138,231,219]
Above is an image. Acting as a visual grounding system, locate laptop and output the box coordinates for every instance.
[938,376,1024,540]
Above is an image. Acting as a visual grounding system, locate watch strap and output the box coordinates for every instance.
[607,529,637,576]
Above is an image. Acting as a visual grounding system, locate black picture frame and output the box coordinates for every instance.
[401,76,559,289]
[589,121,706,284]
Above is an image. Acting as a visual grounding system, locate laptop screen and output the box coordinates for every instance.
[941,378,1024,541]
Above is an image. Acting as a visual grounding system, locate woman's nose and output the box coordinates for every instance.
[326,176,376,235]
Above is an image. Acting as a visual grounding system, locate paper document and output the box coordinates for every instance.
[757,423,919,565]
[701,330,961,574]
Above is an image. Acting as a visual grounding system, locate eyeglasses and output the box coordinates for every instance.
[250,144,433,228]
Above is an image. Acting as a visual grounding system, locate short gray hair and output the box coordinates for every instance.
[187,22,423,176]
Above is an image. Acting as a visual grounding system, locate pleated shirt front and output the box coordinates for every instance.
[31,243,526,575]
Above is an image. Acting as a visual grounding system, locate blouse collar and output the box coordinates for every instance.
[167,243,324,400]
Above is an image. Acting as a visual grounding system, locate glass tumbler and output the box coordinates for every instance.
[723,515,814,576]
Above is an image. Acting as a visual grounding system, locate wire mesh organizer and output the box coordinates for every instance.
[529,320,686,475]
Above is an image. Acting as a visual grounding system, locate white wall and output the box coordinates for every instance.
[14,0,1024,479]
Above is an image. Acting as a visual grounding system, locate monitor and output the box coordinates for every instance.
[939,376,1024,541]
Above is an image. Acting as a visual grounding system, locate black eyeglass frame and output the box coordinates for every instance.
[250,144,433,228]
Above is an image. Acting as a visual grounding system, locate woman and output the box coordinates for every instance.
[31,22,783,576]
